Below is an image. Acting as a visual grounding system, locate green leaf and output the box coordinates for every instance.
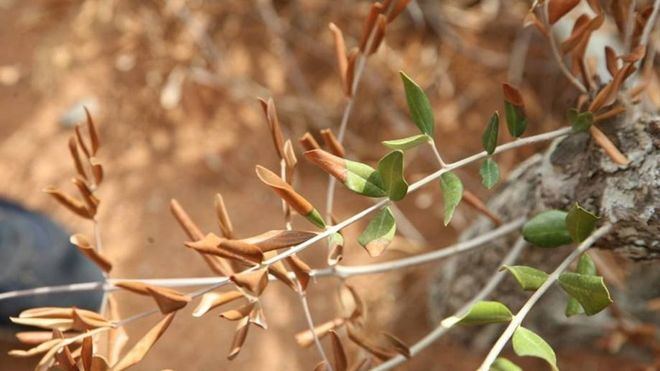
[482,112,500,154]
[480,158,500,189]
[512,326,558,371]
[558,272,612,315]
[490,358,522,371]
[305,208,326,229]
[344,160,387,198]
[504,101,527,138]
[501,265,549,291]
[358,207,396,257]
[576,253,597,275]
[400,71,435,136]
[565,253,598,316]
[454,301,513,326]
[440,172,463,226]
[568,109,594,132]
[382,134,432,150]
[565,203,599,243]
[522,210,572,248]
[377,150,408,201]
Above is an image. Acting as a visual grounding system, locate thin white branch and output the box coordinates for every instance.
[314,218,525,278]
[0,128,570,302]
[477,223,614,371]
[373,237,529,371]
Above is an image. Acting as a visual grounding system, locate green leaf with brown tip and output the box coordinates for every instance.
[568,109,594,132]
[358,207,396,257]
[440,172,463,226]
[304,209,326,229]
[377,150,408,201]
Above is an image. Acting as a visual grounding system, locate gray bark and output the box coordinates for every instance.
[428,113,659,350]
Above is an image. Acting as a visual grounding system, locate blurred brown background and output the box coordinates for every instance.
[0,0,652,370]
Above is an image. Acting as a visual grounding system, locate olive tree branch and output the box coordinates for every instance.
[477,223,614,371]
[373,237,529,371]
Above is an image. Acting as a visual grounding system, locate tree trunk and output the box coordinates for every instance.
[428,113,659,350]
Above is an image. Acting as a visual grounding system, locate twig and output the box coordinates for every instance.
[477,223,614,371]
[373,237,529,370]
[639,0,660,59]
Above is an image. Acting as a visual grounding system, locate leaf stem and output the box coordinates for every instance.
[477,223,613,371]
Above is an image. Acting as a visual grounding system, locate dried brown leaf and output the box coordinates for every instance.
[218,239,264,264]
[15,331,54,345]
[605,46,619,78]
[294,318,345,348]
[214,193,234,239]
[8,339,61,358]
[240,230,316,252]
[227,316,250,360]
[192,291,244,317]
[72,308,112,331]
[70,234,112,273]
[285,254,311,291]
[387,0,411,22]
[329,23,348,91]
[171,199,232,276]
[89,157,103,185]
[589,126,630,165]
[621,44,646,63]
[347,325,396,361]
[91,355,110,371]
[255,165,314,216]
[112,313,175,371]
[314,361,330,371]
[258,97,285,159]
[83,107,100,155]
[69,136,88,181]
[44,187,92,219]
[360,2,384,51]
[10,317,74,332]
[561,14,604,55]
[299,132,321,151]
[461,191,502,226]
[248,303,268,330]
[320,129,346,158]
[501,83,524,107]
[589,63,636,112]
[329,330,348,371]
[548,0,580,24]
[283,139,298,171]
[220,303,255,321]
[267,259,297,291]
[145,286,191,314]
[18,307,105,321]
[81,335,93,371]
[72,177,99,216]
[345,48,359,96]
[382,332,411,358]
[368,15,387,55]
[105,295,128,366]
[303,149,347,182]
[230,268,269,296]
[74,125,91,159]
